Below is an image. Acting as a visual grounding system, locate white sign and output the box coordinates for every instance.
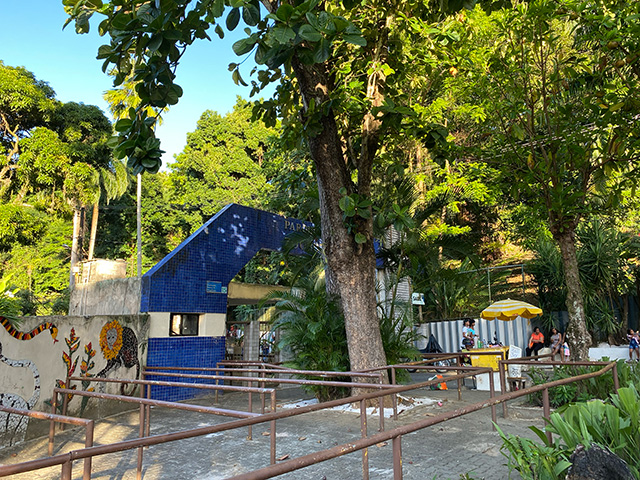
[412,293,425,305]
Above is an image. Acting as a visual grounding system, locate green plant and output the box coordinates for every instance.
[526,366,548,406]
[613,358,640,391]
[458,473,485,480]
[546,386,640,479]
[377,297,421,384]
[0,274,21,324]
[266,272,351,402]
[501,385,640,480]
[527,363,619,408]
[497,424,571,480]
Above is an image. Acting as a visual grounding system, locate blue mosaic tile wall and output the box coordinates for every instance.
[141,204,311,314]
[146,336,226,402]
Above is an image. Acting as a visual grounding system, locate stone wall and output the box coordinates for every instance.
[69,277,142,316]
[0,314,148,446]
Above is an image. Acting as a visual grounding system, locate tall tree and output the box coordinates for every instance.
[170,97,274,230]
[64,0,471,382]
[0,61,57,198]
[449,2,640,359]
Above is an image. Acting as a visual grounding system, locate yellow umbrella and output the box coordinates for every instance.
[480,298,542,321]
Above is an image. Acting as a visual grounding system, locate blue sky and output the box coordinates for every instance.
[0,1,267,166]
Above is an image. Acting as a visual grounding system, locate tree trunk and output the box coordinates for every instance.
[88,202,99,261]
[553,227,590,360]
[291,59,388,389]
[69,207,83,291]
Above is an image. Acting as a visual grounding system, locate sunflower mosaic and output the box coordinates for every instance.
[99,320,123,360]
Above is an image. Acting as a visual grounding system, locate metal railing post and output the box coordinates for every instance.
[457,355,462,401]
[83,420,94,480]
[542,388,552,444]
[145,384,151,439]
[48,394,57,456]
[270,390,276,465]
[391,367,398,420]
[489,370,497,430]
[392,435,403,480]
[247,379,253,440]
[499,360,508,418]
[360,399,369,480]
[137,383,145,480]
[61,458,72,480]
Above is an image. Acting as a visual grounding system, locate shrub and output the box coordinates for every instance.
[527,361,626,408]
[269,275,351,402]
[500,384,640,479]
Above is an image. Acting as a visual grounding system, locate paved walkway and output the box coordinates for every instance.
[0,378,546,480]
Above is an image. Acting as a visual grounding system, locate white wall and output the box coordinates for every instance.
[0,315,148,446]
[69,277,142,315]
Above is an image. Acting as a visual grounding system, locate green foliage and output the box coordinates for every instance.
[267,272,351,402]
[17,127,71,198]
[0,61,58,197]
[497,424,571,480]
[447,0,640,358]
[0,275,22,322]
[0,217,71,315]
[529,237,567,316]
[502,385,640,480]
[338,187,373,244]
[169,98,275,231]
[64,162,101,207]
[527,360,638,409]
[529,219,640,342]
[0,204,47,251]
[377,300,421,383]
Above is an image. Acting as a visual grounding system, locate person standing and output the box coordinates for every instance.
[628,329,639,361]
[526,327,544,358]
[461,319,472,349]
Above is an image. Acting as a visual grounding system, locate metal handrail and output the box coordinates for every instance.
[0,361,618,480]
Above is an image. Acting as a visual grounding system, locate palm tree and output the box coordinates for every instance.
[86,159,129,260]
[103,73,165,276]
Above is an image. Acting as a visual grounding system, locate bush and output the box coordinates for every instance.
[526,360,632,409]
[378,301,421,384]
[268,275,351,402]
[267,272,423,400]
[501,384,640,479]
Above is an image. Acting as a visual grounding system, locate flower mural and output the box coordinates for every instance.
[52,329,96,414]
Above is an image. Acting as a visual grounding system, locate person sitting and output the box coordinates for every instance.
[550,327,563,362]
[525,327,544,358]
[467,320,479,348]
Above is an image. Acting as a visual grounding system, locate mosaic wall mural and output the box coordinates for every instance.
[0,317,58,446]
[97,319,141,395]
[0,315,146,447]
[52,328,97,415]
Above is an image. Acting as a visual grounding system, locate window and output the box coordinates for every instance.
[169,313,200,336]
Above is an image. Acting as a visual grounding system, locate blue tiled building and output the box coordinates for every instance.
[141,204,310,400]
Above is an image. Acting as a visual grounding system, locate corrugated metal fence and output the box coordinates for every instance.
[414,317,532,353]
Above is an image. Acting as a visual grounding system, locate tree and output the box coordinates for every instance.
[448,2,640,359]
[54,101,129,261]
[169,97,274,231]
[64,0,473,384]
[0,61,57,198]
